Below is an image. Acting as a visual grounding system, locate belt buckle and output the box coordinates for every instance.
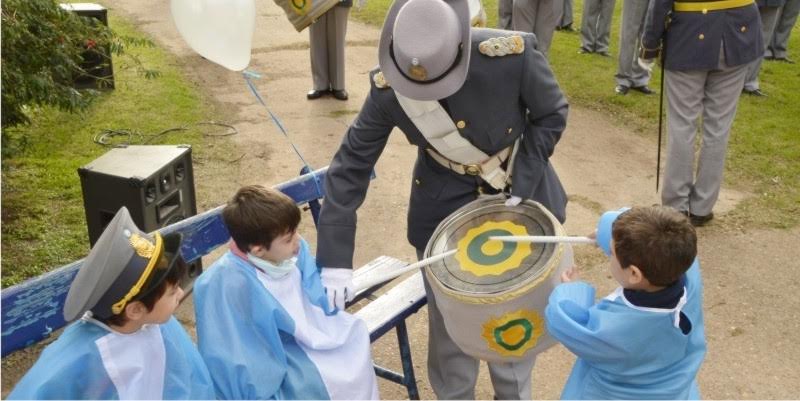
[464,164,482,176]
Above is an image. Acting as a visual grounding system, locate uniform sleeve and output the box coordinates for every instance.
[545,282,629,363]
[316,81,396,269]
[512,34,569,200]
[641,0,674,58]
[193,259,287,400]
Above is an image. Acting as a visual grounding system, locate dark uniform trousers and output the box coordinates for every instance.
[643,0,762,215]
[317,28,568,399]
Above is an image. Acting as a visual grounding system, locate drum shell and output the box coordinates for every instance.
[424,198,573,363]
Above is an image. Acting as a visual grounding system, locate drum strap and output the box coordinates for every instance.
[395,92,514,190]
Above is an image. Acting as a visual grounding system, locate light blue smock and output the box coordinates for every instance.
[7,316,216,400]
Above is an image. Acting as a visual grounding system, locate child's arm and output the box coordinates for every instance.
[545,282,629,363]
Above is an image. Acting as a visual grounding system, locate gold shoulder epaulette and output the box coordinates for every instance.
[373,71,390,89]
[479,35,525,57]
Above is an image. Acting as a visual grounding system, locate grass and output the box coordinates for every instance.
[1,16,232,287]
[353,0,800,229]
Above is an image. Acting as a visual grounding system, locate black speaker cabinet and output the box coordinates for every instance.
[78,145,200,282]
[60,3,115,90]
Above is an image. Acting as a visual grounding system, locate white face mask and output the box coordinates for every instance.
[247,253,297,279]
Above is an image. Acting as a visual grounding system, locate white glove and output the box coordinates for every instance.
[320,267,354,311]
[505,195,522,207]
[638,57,655,73]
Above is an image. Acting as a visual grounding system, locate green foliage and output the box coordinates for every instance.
[1,17,235,287]
[0,0,158,131]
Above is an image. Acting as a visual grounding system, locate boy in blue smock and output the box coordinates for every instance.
[545,206,706,399]
[193,185,379,400]
[8,207,215,400]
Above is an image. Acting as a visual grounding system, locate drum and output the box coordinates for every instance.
[273,0,341,32]
[424,196,573,363]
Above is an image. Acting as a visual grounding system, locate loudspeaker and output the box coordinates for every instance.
[60,3,115,90]
[78,145,200,282]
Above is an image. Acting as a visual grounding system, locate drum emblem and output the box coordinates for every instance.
[455,220,531,276]
[290,0,312,15]
[481,309,545,357]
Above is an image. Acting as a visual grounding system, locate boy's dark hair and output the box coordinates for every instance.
[222,185,301,252]
[100,255,188,326]
[612,206,697,286]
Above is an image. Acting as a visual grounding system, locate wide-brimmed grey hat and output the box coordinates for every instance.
[63,207,184,321]
[379,0,471,101]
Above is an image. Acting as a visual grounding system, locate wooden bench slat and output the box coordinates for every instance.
[356,271,427,342]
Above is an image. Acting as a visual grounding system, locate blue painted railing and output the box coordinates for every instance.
[1,167,327,357]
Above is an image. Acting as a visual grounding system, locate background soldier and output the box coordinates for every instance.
[641,0,763,225]
[307,0,351,100]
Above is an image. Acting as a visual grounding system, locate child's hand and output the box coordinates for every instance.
[587,230,598,247]
[561,266,580,283]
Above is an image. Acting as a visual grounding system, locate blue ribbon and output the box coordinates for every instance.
[243,70,323,198]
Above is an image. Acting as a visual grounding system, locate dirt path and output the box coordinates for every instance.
[3,0,799,398]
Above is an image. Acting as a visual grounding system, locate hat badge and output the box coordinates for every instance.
[129,233,156,259]
[408,57,428,81]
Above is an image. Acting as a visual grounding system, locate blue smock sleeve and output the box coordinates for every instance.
[545,282,629,363]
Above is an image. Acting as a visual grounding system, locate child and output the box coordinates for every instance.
[193,185,379,400]
[8,207,215,400]
[545,206,706,399]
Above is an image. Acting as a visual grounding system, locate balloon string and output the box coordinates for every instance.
[242,70,323,199]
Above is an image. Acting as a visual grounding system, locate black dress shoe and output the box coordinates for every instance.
[559,23,575,32]
[631,85,655,95]
[578,47,592,54]
[331,89,348,101]
[307,89,328,100]
[597,50,611,57]
[743,88,767,97]
[615,85,629,95]
[689,212,714,227]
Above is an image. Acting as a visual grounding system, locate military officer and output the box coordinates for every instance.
[307,0,351,100]
[767,0,800,62]
[743,0,786,96]
[641,0,763,225]
[511,0,564,55]
[614,0,656,95]
[315,0,568,398]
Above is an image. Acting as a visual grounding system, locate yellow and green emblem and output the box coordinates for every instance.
[455,220,531,276]
[482,309,544,357]
[291,0,312,15]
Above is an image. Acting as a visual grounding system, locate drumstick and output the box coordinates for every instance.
[354,249,458,292]
[489,235,596,244]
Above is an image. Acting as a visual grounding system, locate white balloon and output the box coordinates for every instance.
[170,0,256,71]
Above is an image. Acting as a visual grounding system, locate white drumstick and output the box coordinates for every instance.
[489,235,596,244]
[355,249,458,292]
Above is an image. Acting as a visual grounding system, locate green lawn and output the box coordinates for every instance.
[354,0,800,229]
[1,16,231,287]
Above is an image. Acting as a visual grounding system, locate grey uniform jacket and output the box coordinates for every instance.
[642,0,763,70]
[317,28,569,269]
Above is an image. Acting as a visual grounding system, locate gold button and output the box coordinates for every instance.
[456,120,466,129]
[698,34,705,40]
[741,26,747,32]
[507,127,513,134]
[415,178,421,185]
[702,8,707,13]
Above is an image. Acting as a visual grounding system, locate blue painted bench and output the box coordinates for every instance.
[0,166,426,399]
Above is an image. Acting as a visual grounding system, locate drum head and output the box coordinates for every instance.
[426,197,558,295]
